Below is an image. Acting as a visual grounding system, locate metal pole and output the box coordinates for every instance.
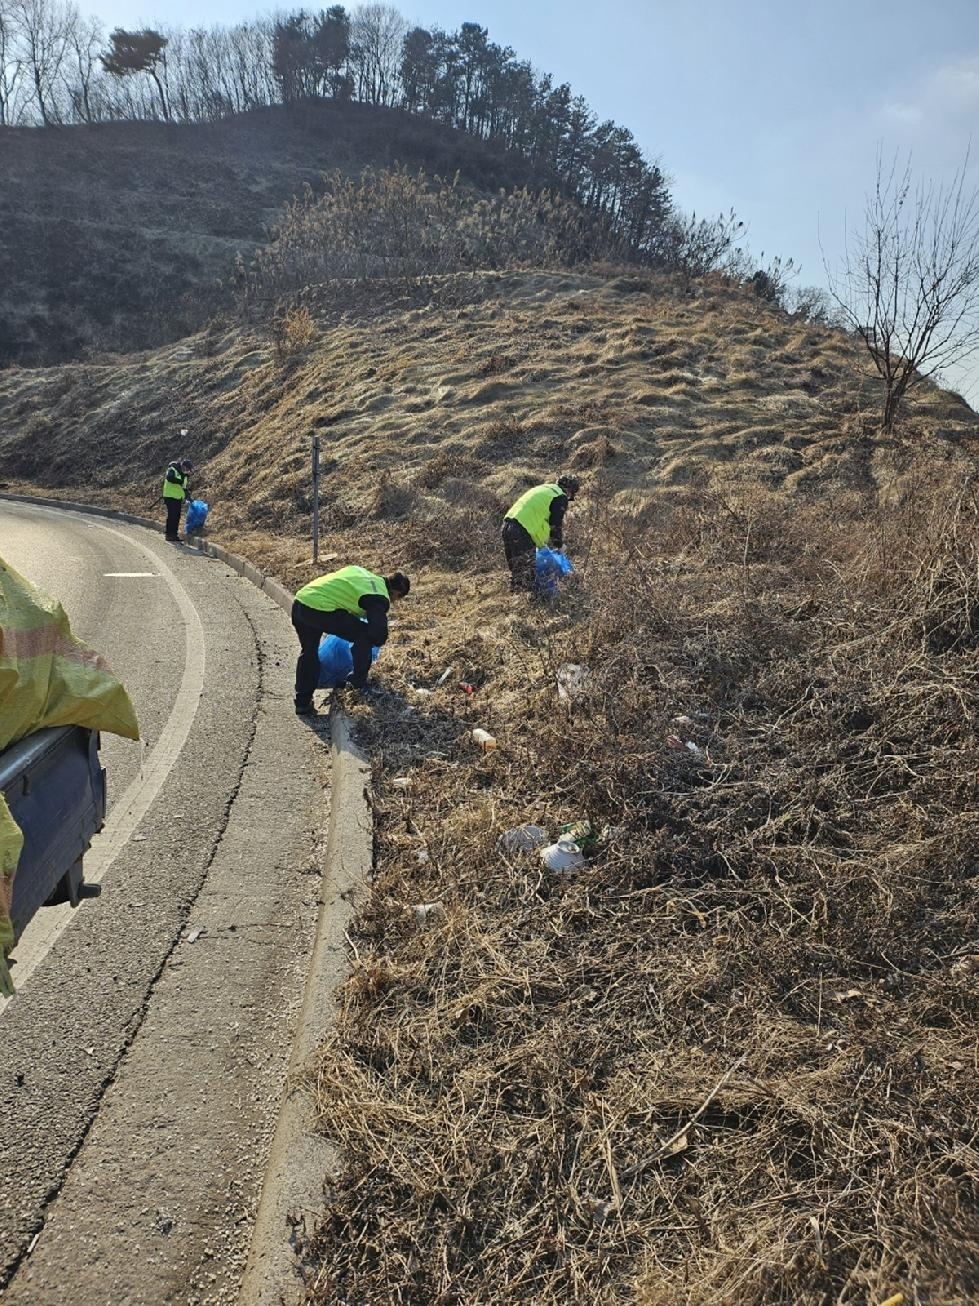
[312,434,320,564]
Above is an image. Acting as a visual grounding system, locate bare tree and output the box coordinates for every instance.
[785,283,835,325]
[12,0,72,123]
[652,208,746,281]
[350,4,406,106]
[226,19,276,111]
[62,5,102,121]
[0,0,29,124]
[829,150,979,431]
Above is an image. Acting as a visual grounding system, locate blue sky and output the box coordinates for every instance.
[92,0,979,400]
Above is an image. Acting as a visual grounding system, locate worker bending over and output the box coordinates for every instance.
[502,473,581,594]
[291,564,411,715]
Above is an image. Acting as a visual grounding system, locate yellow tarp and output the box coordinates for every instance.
[0,555,140,994]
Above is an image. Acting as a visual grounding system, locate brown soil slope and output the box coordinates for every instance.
[3,271,979,1304]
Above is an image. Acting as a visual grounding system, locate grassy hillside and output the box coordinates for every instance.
[3,268,979,1303]
[0,103,535,367]
[2,269,975,555]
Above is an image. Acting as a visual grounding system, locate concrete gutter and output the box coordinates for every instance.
[0,491,372,1306]
[239,710,371,1305]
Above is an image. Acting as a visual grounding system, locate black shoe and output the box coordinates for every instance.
[295,699,317,717]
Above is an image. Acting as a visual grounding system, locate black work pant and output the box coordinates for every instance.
[292,600,387,701]
[502,518,537,593]
[164,497,182,540]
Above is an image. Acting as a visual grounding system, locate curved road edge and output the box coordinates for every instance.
[0,491,371,1306]
[240,710,371,1306]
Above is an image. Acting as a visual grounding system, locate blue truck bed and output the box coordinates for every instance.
[0,726,105,943]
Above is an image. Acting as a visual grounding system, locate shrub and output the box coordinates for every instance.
[270,303,315,363]
[240,167,619,311]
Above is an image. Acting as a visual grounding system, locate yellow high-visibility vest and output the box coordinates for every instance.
[295,565,389,615]
[162,464,187,500]
[505,483,563,546]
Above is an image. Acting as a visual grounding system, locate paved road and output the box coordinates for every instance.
[0,503,328,1305]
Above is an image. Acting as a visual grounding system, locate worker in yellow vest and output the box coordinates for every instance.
[162,456,193,543]
[291,564,411,715]
[502,473,580,594]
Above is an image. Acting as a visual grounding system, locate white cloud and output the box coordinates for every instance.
[880,101,924,126]
[930,57,979,113]
[875,55,979,135]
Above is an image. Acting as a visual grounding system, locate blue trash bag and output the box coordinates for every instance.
[317,632,381,688]
[184,499,209,534]
[535,547,573,598]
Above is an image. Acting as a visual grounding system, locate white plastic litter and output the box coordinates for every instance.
[472,728,497,751]
[557,663,589,702]
[391,776,411,788]
[499,824,549,855]
[540,836,586,873]
[667,734,705,759]
[411,901,444,926]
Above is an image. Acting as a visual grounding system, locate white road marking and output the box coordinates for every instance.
[103,572,158,578]
[1,511,207,1005]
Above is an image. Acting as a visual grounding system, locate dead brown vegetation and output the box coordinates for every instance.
[301,474,979,1305]
[237,169,618,319]
[2,268,979,1304]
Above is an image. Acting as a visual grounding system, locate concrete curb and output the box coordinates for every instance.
[239,710,371,1305]
[0,491,372,1306]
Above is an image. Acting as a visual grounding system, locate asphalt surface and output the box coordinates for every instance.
[0,503,328,1305]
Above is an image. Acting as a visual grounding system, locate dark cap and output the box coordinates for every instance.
[556,472,581,497]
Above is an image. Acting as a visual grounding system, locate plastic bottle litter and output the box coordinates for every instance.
[499,824,549,855]
[540,836,586,874]
[557,663,589,702]
[472,728,497,751]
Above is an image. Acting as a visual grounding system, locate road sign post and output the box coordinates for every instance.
[312,435,320,564]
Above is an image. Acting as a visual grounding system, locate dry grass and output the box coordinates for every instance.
[2,267,979,1304]
[2,270,976,570]
[299,478,979,1305]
